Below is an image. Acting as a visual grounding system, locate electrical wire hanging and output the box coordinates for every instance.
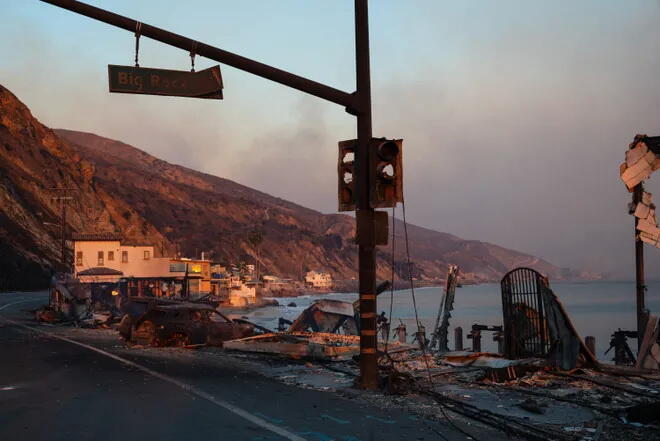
[400,200,482,441]
[401,201,422,333]
[384,205,396,355]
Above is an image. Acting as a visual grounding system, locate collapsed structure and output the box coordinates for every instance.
[619,135,660,370]
[218,264,659,439]
[35,257,660,438]
[224,267,597,373]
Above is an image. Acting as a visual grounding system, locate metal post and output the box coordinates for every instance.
[470,328,482,352]
[585,336,596,357]
[496,334,504,354]
[355,0,378,390]
[633,183,646,349]
[473,333,481,352]
[454,326,463,351]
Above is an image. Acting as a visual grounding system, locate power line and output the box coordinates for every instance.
[384,206,396,355]
[400,200,482,441]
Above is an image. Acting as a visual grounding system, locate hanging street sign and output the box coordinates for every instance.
[108,65,223,99]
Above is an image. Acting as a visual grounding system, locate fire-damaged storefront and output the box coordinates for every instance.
[70,260,214,318]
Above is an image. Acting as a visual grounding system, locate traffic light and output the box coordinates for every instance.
[338,139,357,211]
[369,138,403,208]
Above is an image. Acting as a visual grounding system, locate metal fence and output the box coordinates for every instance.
[500,267,551,358]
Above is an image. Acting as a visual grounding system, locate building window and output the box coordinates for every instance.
[108,251,114,261]
[76,251,83,266]
[122,251,128,263]
[97,251,104,266]
[144,250,150,260]
[169,262,186,272]
[189,263,202,274]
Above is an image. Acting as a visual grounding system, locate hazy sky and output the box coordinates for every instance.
[2,0,660,278]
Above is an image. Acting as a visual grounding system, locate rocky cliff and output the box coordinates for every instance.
[0,83,573,290]
[0,85,171,290]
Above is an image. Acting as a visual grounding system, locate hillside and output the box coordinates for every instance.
[0,85,172,289]
[0,83,574,290]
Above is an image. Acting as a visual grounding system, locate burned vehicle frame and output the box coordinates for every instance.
[118,299,269,347]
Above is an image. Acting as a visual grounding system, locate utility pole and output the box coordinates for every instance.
[49,188,75,273]
[633,183,646,350]
[42,0,382,389]
[354,0,378,389]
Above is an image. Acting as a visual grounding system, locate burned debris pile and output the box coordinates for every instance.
[224,282,418,361]
[35,272,268,346]
[374,267,659,438]
[287,299,358,334]
[31,264,660,439]
[35,273,118,327]
[225,332,363,361]
[225,265,659,439]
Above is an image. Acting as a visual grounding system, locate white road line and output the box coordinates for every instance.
[0,298,43,311]
[0,299,307,441]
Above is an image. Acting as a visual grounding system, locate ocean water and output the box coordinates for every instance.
[240,281,660,361]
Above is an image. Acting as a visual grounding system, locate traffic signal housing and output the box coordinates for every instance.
[338,139,356,212]
[369,138,403,208]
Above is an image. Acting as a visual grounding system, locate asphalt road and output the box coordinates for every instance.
[0,291,508,441]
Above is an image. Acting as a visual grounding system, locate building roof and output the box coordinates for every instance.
[77,267,124,276]
[71,232,122,242]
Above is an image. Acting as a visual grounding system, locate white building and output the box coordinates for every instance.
[72,233,170,282]
[228,283,257,307]
[304,271,333,289]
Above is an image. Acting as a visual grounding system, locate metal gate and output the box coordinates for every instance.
[500,267,551,358]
